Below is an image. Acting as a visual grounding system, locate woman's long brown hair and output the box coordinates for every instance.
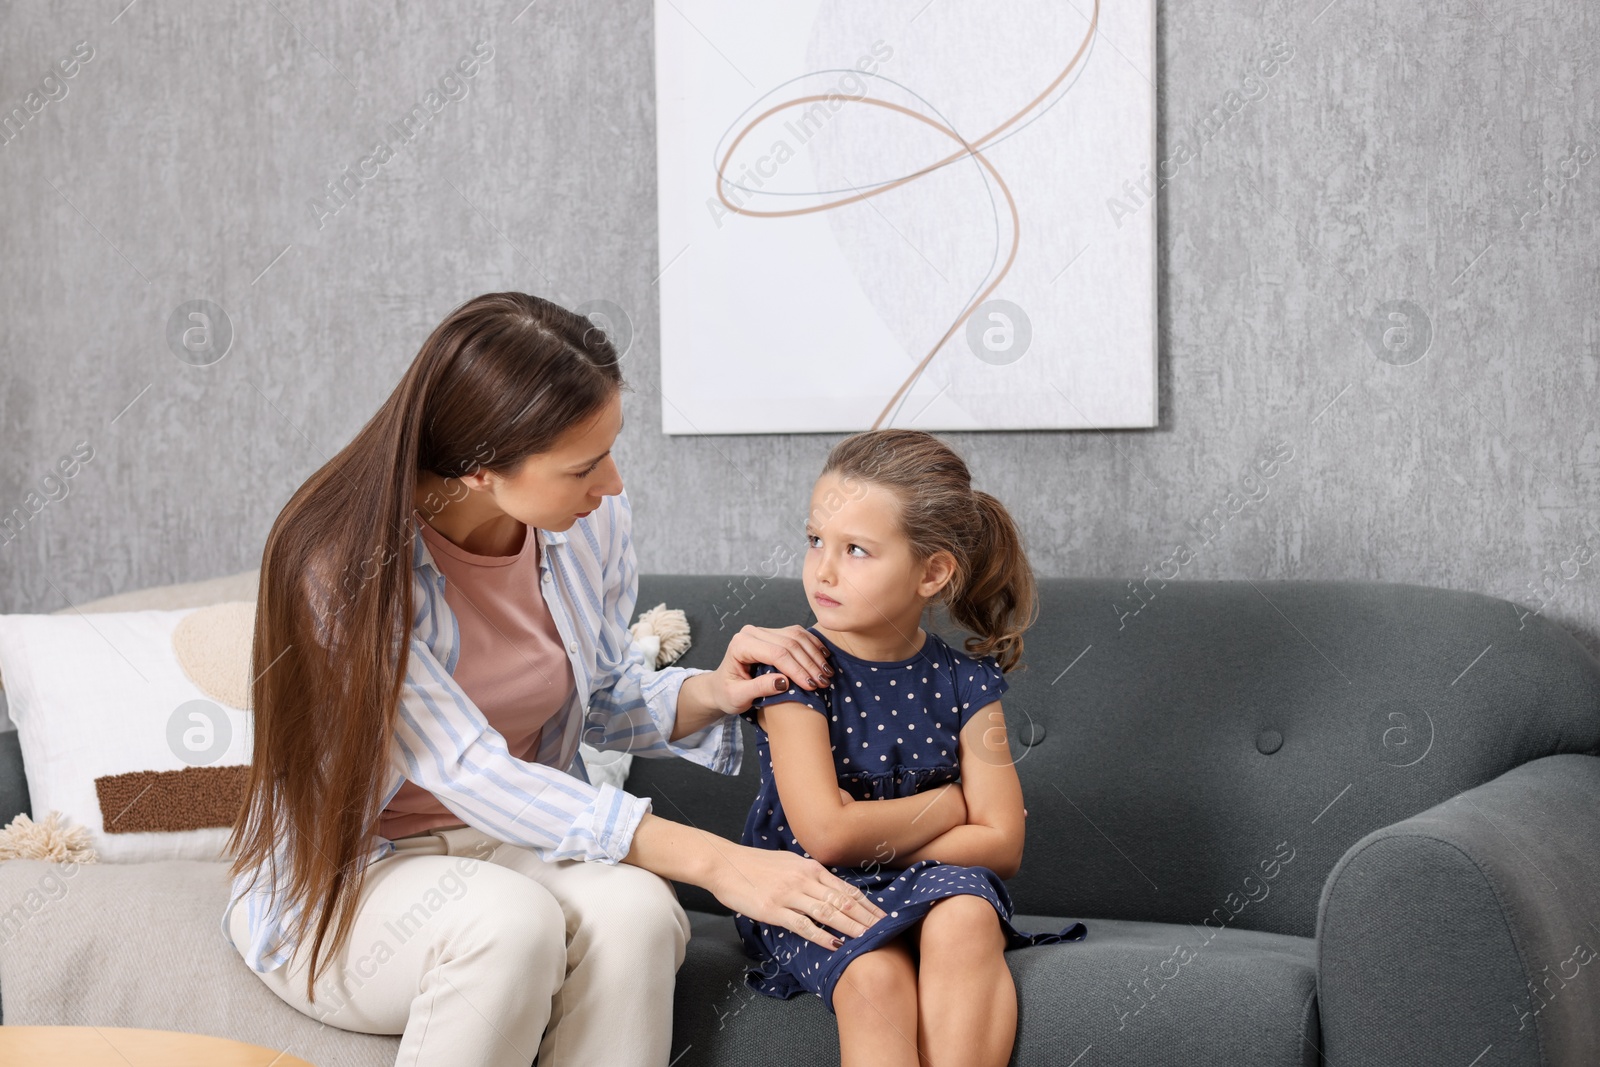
[225,292,625,1004]
[821,429,1038,673]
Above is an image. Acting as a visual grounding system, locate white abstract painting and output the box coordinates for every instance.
[653,0,1156,434]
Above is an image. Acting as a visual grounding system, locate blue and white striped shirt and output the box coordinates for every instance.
[221,489,743,974]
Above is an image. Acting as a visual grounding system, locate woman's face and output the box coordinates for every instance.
[495,391,626,531]
[420,391,625,540]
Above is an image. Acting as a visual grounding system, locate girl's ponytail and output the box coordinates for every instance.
[821,430,1037,673]
[948,490,1037,673]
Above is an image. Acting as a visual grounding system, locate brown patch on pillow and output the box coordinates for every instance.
[94,764,249,834]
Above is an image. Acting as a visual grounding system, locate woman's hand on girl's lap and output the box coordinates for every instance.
[623,813,882,947]
[710,843,888,950]
[711,624,834,712]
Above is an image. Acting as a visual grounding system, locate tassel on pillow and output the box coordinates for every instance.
[0,811,99,864]
[630,603,691,669]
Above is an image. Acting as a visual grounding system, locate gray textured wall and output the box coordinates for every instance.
[2,2,1598,658]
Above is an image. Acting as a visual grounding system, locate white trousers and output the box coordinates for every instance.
[226,824,690,1067]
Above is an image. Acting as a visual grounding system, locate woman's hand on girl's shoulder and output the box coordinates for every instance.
[713,624,835,712]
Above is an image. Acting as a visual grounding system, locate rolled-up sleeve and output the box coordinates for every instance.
[581,491,743,775]
[394,634,652,864]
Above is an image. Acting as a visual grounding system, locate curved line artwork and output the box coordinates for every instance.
[709,0,1101,431]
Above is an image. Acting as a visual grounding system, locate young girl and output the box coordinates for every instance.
[733,429,1088,1067]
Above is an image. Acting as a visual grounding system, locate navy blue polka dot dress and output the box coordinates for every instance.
[732,625,1087,1014]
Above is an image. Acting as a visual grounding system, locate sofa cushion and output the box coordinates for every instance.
[0,852,1318,1067]
[0,857,399,1066]
[630,574,1600,941]
[673,910,1319,1066]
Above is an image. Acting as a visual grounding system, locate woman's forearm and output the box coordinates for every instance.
[624,811,890,946]
[670,644,832,743]
[669,672,730,742]
[896,823,1022,879]
[620,810,727,886]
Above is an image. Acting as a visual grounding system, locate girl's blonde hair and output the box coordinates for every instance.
[821,429,1038,672]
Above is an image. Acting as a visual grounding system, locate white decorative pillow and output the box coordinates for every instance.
[0,607,253,863]
[0,573,687,855]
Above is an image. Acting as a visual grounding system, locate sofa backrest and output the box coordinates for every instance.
[625,576,1600,939]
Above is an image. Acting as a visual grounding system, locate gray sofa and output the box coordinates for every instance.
[3,574,1599,1066]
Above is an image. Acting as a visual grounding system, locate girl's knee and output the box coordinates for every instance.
[840,947,905,983]
[919,894,1002,950]
[835,944,916,1011]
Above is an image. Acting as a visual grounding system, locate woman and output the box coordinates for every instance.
[222,292,886,1066]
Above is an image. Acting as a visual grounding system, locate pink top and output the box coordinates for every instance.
[377,511,577,840]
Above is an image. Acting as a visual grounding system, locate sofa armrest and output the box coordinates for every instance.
[1316,753,1600,1067]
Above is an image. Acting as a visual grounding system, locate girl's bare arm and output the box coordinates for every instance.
[759,702,968,868]
[894,700,1026,878]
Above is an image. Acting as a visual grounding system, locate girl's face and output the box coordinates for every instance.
[802,471,954,634]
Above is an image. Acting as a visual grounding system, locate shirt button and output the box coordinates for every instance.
[568,642,579,654]
[542,571,552,583]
